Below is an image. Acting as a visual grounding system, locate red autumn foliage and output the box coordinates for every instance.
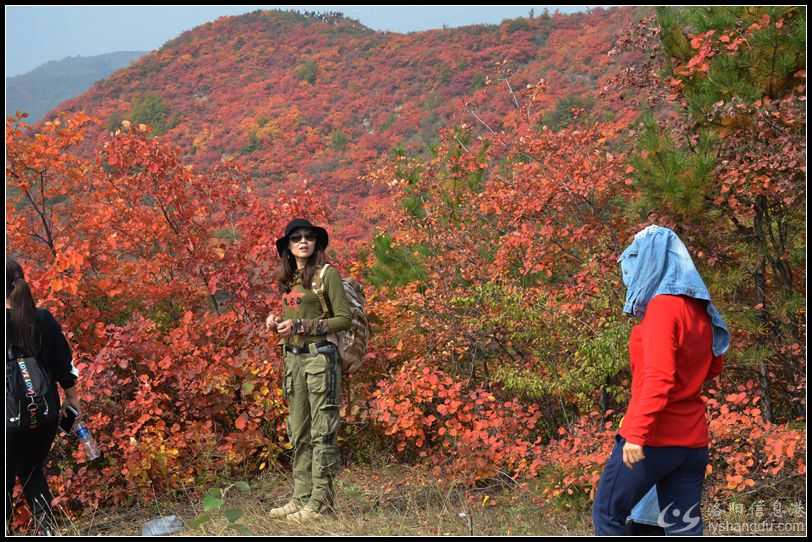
[6,113,330,525]
[50,8,641,240]
[370,360,544,484]
[359,5,804,508]
[5,7,805,532]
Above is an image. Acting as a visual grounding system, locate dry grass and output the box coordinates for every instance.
[63,462,594,536]
[56,461,806,537]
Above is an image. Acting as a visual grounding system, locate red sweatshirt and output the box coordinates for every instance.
[619,294,724,448]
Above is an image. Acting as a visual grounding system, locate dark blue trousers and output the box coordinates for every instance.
[592,434,709,536]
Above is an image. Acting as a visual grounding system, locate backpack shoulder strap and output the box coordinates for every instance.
[313,264,332,318]
[7,345,23,362]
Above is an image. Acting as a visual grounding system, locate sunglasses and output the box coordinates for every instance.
[290,233,317,243]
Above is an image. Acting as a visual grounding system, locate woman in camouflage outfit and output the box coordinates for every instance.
[266,219,351,522]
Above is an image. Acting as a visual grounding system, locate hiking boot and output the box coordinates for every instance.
[286,505,324,522]
[269,500,301,519]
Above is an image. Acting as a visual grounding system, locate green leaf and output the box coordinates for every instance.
[234,481,251,492]
[206,487,222,499]
[203,495,224,512]
[188,512,212,529]
[241,381,255,395]
[231,524,253,535]
[224,508,243,523]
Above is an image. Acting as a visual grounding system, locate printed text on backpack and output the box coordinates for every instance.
[6,347,58,432]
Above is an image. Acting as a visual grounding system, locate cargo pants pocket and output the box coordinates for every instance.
[305,352,340,443]
[304,361,327,395]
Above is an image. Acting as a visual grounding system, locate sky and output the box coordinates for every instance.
[5,5,603,77]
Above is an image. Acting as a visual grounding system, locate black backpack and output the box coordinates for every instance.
[6,346,58,432]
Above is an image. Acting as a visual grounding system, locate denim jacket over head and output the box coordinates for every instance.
[618,225,730,357]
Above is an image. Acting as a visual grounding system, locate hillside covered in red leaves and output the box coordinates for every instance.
[8,6,804,534]
[54,7,643,241]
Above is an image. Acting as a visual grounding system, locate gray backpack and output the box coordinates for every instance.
[312,264,370,374]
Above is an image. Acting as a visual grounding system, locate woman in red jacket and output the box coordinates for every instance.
[592,226,729,535]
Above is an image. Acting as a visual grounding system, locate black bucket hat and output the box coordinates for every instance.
[276,218,329,257]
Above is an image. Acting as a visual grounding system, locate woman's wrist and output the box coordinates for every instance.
[292,318,331,336]
[63,385,80,405]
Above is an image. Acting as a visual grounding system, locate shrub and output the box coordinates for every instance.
[370,360,545,485]
[295,61,318,84]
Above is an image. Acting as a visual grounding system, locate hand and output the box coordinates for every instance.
[62,386,80,414]
[276,319,293,337]
[265,313,281,332]
[622,441,645,470]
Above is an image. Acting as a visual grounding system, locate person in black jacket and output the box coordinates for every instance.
[6,258,79,535]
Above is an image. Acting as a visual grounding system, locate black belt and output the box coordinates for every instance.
[283,341,333,355]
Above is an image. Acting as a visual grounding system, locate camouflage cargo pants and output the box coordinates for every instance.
[283,343,341,512]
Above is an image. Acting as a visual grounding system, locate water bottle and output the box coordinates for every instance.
[74,421,100,460]
[142,515,184,536]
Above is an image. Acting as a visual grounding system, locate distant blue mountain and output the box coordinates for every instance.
[6,51,147,123]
